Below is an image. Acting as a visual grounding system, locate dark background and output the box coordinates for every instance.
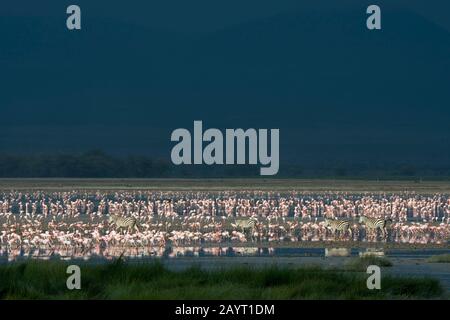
[1,0,449,178]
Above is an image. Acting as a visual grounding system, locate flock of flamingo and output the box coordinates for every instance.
[0,190,449,261]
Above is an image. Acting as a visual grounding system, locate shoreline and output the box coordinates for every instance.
[1,178,450,193]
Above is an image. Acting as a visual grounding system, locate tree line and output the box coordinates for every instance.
[0,150,448,179]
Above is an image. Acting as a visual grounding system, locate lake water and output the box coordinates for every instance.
[1,245,449,264]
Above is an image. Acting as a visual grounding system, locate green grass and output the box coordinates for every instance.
[427,254,450,263]
[345,256,393,271]
[0,259,444,300]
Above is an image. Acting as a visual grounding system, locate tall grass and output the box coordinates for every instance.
[0,260,444,300]
[427,254,450,263]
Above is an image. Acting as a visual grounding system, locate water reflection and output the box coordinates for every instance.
[0,246,278,263]
[325,248,351,257]
[0,245,448,263]
[359,248,385,257]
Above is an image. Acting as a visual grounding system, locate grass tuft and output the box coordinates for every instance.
[345,256,393,271]
[427,254,450,263]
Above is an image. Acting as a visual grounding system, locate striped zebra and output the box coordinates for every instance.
[109,215,139,233]
[358,216,392,238]
[324,218,353,238]
[235,217,258,241]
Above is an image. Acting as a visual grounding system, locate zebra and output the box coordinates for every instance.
[358,216,392,238]
[235,217,258,241]
[109,215,139,233]
[324,218,353,238]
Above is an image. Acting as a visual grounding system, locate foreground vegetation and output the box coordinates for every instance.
[0,260,445,300]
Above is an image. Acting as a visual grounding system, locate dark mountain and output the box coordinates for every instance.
[1,4,449,169]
